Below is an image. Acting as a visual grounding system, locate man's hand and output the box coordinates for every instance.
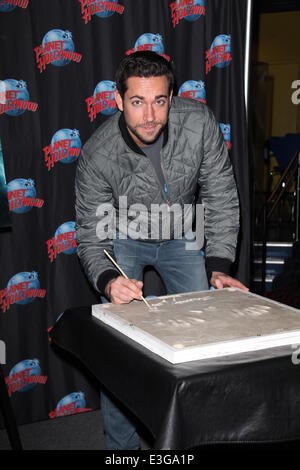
[105,276,143,304]
[210,271,249,291]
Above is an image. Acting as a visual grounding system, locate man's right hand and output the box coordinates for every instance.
[105,276,143,304]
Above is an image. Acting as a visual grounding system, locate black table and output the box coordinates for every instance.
[50,306,300,450]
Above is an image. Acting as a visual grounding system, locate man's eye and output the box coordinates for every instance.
[157,100,166,106]
[132,101,141,106]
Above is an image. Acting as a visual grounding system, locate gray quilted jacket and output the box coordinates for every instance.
[75,96,240,294]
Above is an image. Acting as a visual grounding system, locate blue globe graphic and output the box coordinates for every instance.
[4,79,29,116]
[93,80,117,116]
[56,392,86,415]
[178,80,206,102]
[42,29,75,67]
[134,33,164,55]
[210,34,231,69]
[95,0,118,18]
[220,123,231,143]
[177,0,205,22]
[0,1,16,12]
[7,178,36,214]
[7,271,40,305]
[51,129,81,164]
[54,221,77,255]
[9,359,41,393]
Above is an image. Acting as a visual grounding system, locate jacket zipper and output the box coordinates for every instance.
[160,150,170,207]
[160,152,171,211]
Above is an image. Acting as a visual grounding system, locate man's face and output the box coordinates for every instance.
[115,75,173,147]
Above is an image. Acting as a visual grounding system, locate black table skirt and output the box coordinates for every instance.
[50,306,300,450]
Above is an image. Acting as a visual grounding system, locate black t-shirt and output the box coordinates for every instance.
[141,132,167,196]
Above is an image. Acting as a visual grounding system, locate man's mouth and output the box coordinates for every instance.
[141,124,158,131]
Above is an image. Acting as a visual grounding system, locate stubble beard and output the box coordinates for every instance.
[124,104,170,147]
[127,121,166,146]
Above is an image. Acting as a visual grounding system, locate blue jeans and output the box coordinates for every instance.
[100,235,208,450]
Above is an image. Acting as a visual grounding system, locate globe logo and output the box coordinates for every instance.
[95,0,119,18]
[220,123,231,143]
[176,0,205,22]
[7,271,40,305]
[210,34,231,69]
[0,0,16,12]
[178,80,206,103]
[93,80,117,116]
[134,33,164,55]
[56,392,86,416]
[42,29,75,67]
[9,359,42,393]
[7,178,36,214]
[54,221,77,255]
[51,129,82,164]
[3,79,29,116]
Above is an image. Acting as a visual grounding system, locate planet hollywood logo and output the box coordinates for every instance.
[49,392,92,419]
[86,80,117,122]
[170,0,205,28]
[0,0,28,12]
[0,79,38,116]
[0,271,46,313]
[220,123,232,150]
[43,129,82,171]
[206,34,231,74]
[178,80,206,104]
[46,221,77,263]
[7,178,44,213]
[34,29,82,74]
[126,33,171,61]
[79,0,125,24]
[5,359,48,397]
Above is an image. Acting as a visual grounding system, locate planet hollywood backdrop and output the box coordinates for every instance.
[0,0,250,426]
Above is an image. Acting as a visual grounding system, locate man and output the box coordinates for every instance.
[75,51,247,450]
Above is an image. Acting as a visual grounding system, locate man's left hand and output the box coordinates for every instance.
[210,271,249,291]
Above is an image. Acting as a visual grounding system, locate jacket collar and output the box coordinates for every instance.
[118,112,169,155]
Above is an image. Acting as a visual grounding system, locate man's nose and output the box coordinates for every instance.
[144,104,155,122]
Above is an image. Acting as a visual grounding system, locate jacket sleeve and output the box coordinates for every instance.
[198,106,240,278]
[75,147,119,294]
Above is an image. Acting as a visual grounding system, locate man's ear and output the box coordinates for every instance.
[114,90,124,112]
[169,90,173,106]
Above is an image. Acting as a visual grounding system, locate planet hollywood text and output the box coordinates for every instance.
[49,402,92,419]
[0,283,46,313]
[7,188,44,211]
[46,230,77,263]
[0,0,28,9]
[0,88,37,115]
[5,369,48,397]
[86,90,116,122]
[78,0,124,24]
[43,138,80,171]
[34,39,82,73]
[170,0,205,28]
[206,42,231,74]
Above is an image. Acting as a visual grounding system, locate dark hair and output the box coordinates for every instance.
[115,51,174,98]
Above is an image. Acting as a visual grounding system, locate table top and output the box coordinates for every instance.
[50,305,300,449]
[91,288,300,364]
